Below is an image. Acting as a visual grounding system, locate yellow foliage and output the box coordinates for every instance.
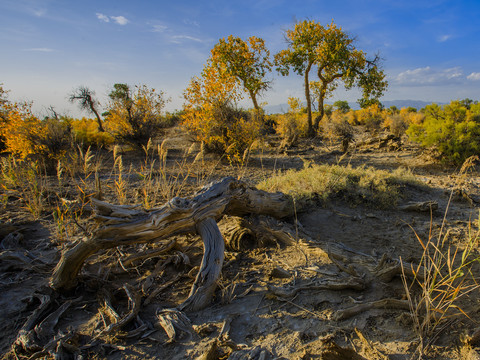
[273,97,309,144]
[0,102,45,158]
[211,35,272,110]
[70,117,114,147]
[344,109,358,125]
[400,107,424,125]
[383,107,424,137]
[321,110,354,141]
[274,112,309,143]
[183,60,260,162]
[356,103,386,132]
[104,84,169,148]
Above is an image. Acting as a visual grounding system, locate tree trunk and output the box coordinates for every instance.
[304,62,314,137]
[313,86,326,132]
[50,177,294,309]
[91,107,105,133]
[249,89,260,112]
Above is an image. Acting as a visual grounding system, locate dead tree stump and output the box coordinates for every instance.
[50,177,294,311]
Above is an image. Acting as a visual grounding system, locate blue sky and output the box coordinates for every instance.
[1,0,479,117]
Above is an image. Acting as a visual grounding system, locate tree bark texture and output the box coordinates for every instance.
[50,177,294,310]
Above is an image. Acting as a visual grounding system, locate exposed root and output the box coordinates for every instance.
[267,275,365,298]
[156,309,194,342]
[98,283,141,336]
[333,298,410,321]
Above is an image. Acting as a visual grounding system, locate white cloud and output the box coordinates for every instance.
[111,16,129,25]
[170,35,203,44]
[96,13,129,25]
[438,34,452,42]
[23,48,55,52]
[395,66,463,85]
[183,19,200,27]
[96,12,110,23]
[467,72,480,81]
[152,24,167,32]
[32,8,46,17]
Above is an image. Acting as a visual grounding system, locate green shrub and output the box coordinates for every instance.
[407,100,480,165]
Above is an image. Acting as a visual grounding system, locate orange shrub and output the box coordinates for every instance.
[356,103,386,132]
[183,61,261,163]
[274,97,309,145]
[0,101,45,158]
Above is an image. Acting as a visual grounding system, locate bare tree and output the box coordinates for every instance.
[69,86,105,132]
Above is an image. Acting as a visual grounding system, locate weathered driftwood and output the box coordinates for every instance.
[333,298,410,321]
[121,239,177,267]
[14,293,72,356]
[327,242,425,283]
[399,200,438,212]
[50,177,293,311]
[219,216,258,251]
[98,284,141,336]
[267,275,365,298]
[157,309,194,342]
[15,294,52,353]
[219,214,309,251]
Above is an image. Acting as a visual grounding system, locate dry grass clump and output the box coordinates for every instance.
[401,156,480,358]
[402,218,480,358]
[257,162,419,208]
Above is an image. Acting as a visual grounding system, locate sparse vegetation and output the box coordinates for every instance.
[257,162,419,208]
[401,156,480,358]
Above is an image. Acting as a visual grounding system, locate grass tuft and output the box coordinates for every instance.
[257,162,419,209]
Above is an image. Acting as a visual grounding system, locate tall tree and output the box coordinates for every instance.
[69,86,105,132]
[275,20,324,136]
[211,35,272,111]
[276,20,388,136]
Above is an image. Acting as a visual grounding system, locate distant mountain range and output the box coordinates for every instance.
[264,100,445,114]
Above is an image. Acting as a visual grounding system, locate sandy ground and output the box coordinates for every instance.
[1,128,480,359]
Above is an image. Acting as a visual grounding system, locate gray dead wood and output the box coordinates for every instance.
[14,294,72,356]
[98,284,141,336]
[327,243,425,282]
[333,298,410,321]
[121,238,177,267]
[50,177,293,312]
[219,214,312,251]
[157,309,194,342]
[399,200,438,212]
[15,294,52,353]
[267,275,365,298]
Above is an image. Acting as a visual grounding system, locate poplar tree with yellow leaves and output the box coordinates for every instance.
[105,84,170,149]
[182,59,262,163]
[275,20,387,136]
[210,35,272,112]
